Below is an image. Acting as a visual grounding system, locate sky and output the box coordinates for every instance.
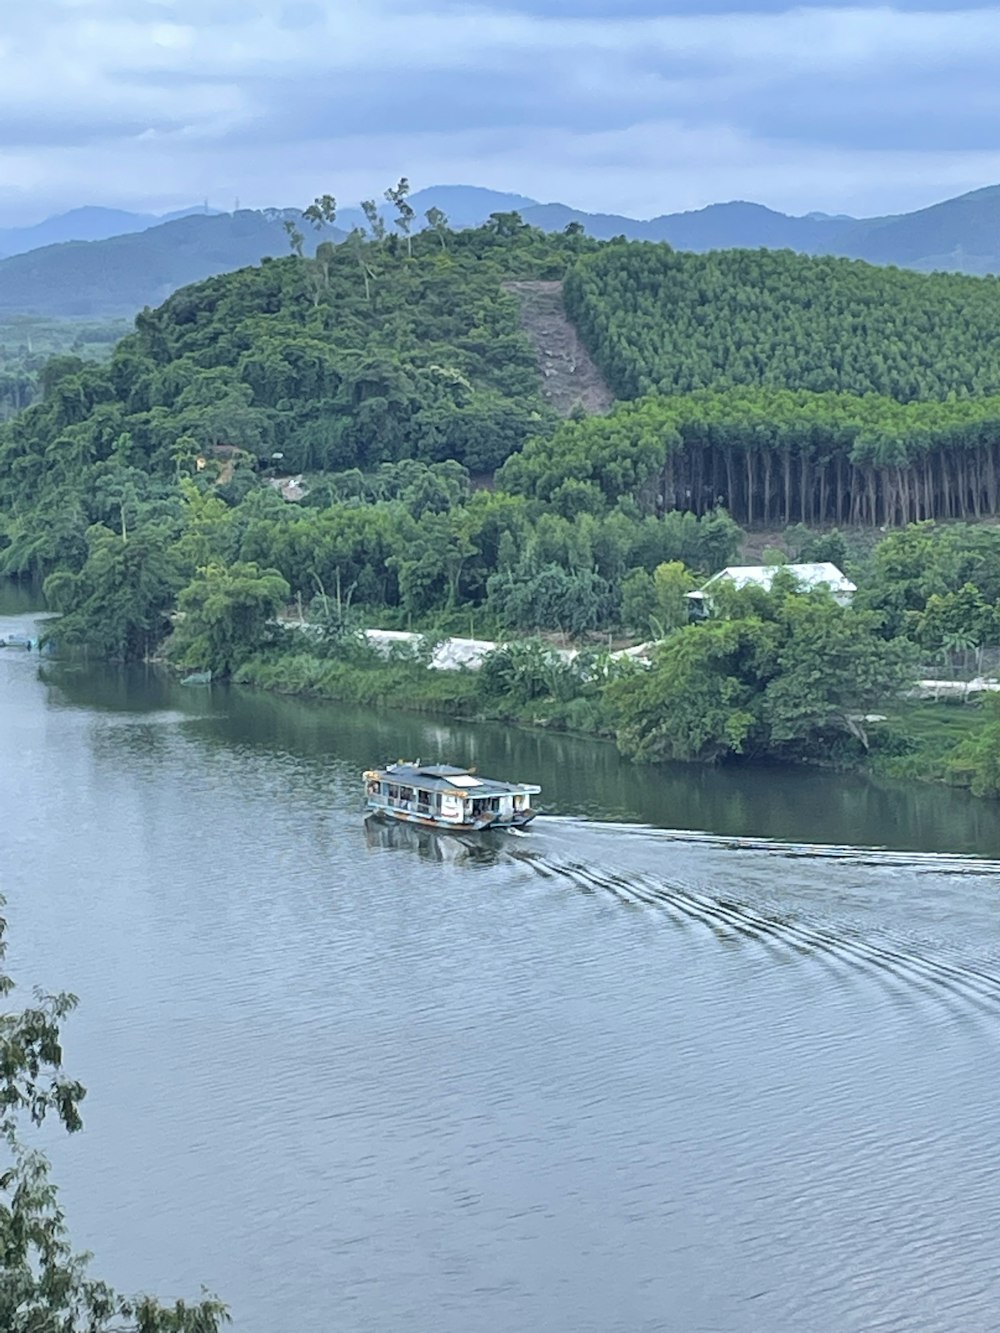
[2,0,1000,225]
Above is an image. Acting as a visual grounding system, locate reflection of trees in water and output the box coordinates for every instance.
[33,662,1000,859]
[39,661,183,715]
[0,582,44,616]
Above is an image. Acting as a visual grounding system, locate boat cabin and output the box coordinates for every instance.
[364,762,540,830]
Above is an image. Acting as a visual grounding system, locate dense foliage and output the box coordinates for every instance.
[852,521,1000,652]
[0,318,127,421]
[946,694,1000,796]
[0,216,595,585]
[2,217,1000,792]
[560,244,1000,524]
[25,457,742,666]
[608,576,916,764]
[500,390,1000,525]
[565,244,1000,402]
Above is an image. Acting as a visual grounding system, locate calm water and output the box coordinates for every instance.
[4,608,1000,1332]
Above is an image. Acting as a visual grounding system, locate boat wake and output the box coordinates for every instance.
[508,842,1000,1015]
[364,811,1000,1014]
[538,815,1000,876]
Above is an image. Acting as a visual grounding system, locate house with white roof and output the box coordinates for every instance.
[686,561,857,616]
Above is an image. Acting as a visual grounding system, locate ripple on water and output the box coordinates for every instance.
[5,659,1000,1332]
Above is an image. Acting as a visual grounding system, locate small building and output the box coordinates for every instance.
[687,561,857,617]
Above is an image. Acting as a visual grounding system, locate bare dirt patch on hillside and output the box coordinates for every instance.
[504,280,614,417]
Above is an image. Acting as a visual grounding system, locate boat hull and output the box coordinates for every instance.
[366,803,537,833]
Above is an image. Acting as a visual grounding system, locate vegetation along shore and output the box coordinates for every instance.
[2,194,1000,796]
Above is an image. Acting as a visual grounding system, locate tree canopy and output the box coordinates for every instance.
[609,577,917,765]
[565,243,1000,402]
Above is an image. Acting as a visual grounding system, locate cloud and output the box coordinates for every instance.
[1,1,999,222]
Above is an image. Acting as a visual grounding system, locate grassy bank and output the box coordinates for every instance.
[233,645,619,738]
[232,647,998,797]
[873,699,989,787]
[234,652,483,714]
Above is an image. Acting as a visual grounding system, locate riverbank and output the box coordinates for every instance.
[233,645,996,797]
[233,648,615,738]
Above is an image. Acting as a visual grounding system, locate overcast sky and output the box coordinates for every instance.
[2,0,1000,224]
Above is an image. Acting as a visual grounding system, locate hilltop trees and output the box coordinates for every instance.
[564,243,1000,402]
[385,178,415,257]
[0,219,595,577]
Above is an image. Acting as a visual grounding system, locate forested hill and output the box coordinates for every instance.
[7,219,1000,589]
[0,220,583,576]
[550,244,1000,527]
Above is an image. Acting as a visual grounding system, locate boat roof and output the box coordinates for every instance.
[368,762,540,795]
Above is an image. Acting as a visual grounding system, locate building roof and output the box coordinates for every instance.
[370,763,540,796]
[701,561,856,595]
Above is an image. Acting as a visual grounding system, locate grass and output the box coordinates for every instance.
[871,697,986,783]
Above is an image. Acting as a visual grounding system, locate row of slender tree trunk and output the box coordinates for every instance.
[657,442,1000,526]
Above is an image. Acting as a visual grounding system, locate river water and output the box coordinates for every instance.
[4,604,1000,1332]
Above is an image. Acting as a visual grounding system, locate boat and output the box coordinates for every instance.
[363,762,540,832]
[0,630,35,650]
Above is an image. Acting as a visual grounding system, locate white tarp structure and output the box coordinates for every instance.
[428,637,500,671]
[361,630,581,671]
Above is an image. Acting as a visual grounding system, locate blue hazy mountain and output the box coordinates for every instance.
[4,185,1000,317]
[0,205,219,259]
[0,210,339,317]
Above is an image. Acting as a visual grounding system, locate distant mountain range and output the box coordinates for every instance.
[0,210,339,319]
[0,205,222,260]
[4,184,1000,319]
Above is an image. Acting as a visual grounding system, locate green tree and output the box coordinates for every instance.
[620,567,656,633]
[302,193,337,231]
[384,178,415,258]
[0,898,229,1332]
[281,218,304,258]
[609,618,775,762]
[43,524,181,662]
[916,583,994,669]
[424,206,449,250]
[172,561,291,676]
[609,585,916,763]
[360,200,385,243]
[761,592,916,749]
[651,560,695,632]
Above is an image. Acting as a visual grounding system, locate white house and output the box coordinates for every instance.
[687,561,857,614]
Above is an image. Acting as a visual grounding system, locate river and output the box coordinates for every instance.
[3,604,1000,1332]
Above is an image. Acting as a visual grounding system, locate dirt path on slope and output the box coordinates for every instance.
[504,280,614,416]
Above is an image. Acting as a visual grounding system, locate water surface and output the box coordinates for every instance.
[3,619,1000,1332]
